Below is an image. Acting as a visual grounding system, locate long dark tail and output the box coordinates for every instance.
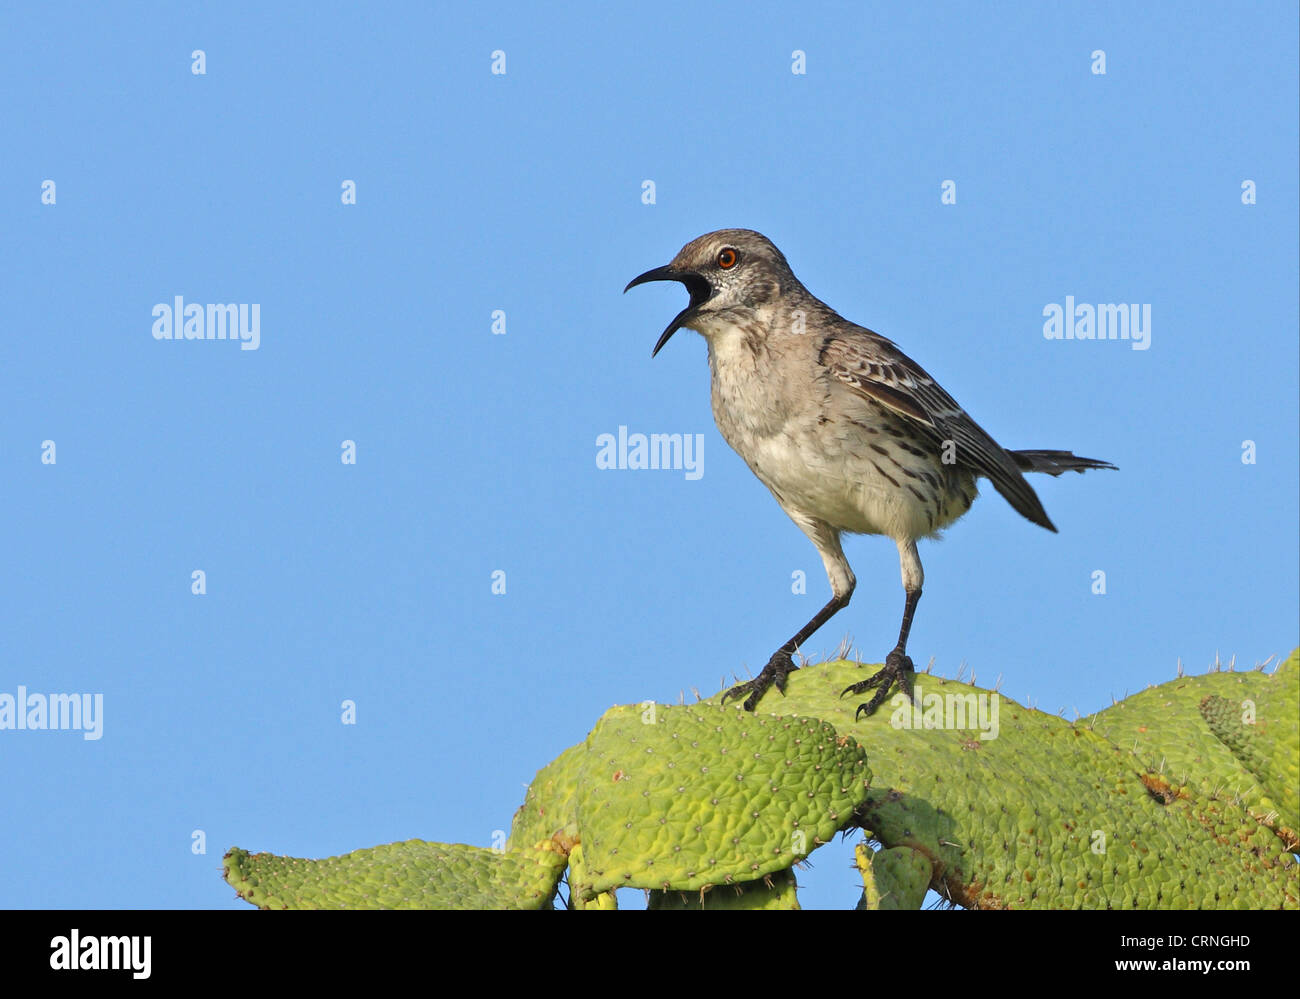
[1009,449,1118,476]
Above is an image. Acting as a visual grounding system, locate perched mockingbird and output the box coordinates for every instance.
[626,229,1115,719]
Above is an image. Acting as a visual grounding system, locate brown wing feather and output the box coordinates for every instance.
[819,329,1056,531]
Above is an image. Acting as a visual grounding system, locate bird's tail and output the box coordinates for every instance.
[1008,449,1118,476]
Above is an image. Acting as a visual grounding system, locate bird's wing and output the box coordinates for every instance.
[818,329,1055,531]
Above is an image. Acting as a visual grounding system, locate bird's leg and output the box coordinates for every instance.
[844,540,923,719]
[843,589,920,718]
[722,518,854,712]
[721,590,851,711]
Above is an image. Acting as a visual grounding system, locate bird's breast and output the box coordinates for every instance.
[705,319,795,444]
[706,338,978,539]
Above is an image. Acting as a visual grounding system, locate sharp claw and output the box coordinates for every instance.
[721,652,796,712]
[845,652,918,720]
[841,673,884,698]
[721,682,753,707]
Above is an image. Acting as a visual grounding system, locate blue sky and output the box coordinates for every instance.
[1,2,1295,910]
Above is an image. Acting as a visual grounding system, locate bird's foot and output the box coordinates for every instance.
[721,650,798,712]
[842,649,916,720]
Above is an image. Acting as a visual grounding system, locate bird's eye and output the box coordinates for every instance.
[717,248,739,269]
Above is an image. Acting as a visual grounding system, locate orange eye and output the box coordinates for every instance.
[717,248,738,269]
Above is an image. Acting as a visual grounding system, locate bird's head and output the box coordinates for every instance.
[624,229,796,356]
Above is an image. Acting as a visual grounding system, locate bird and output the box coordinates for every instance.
[624,229,1116,719]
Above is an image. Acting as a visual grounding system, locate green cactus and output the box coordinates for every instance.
[856,843,932,910]
[222,839,567,910]
[223,650,1299,909]
[648,867,800,909]
[564,702,869,898]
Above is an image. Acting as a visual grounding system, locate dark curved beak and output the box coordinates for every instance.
[624,265,713,357]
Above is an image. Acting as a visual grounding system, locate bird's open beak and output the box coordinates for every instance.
[624,265,713,357]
